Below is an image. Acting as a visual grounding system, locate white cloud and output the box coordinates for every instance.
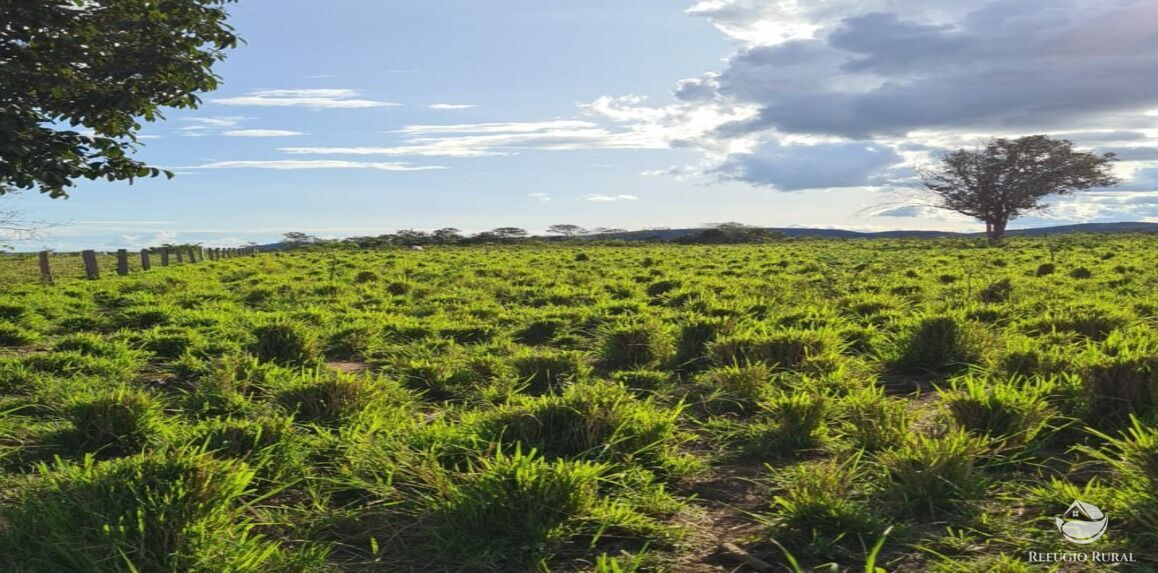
[279,119,675,159]
[528,192,552,203]
[584,194,639,202]
[212,89,399,109]
[191,160,445,171]
[181,116,249,128]
[279,145,506,158]
[221,129,307,137]
[395,120,600,135]
[428,103,476,110]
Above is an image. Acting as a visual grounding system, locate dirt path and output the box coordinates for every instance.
[675,463,776,572]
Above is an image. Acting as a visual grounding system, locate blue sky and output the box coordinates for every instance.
[7,0,1158,250]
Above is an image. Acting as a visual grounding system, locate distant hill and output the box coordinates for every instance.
[590,222,1158,241]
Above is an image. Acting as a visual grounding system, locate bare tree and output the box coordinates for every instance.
[919,135,1120,244]
[0,195,55,247]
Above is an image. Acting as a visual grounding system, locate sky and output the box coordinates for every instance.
[6,0,1158,251]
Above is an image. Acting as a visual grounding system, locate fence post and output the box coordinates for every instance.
[81,250,100,279]
[175,248,183,263]
[38,251,54,285]
[161,248,170,267]
[116,249,129,276]
[140,249,151,271]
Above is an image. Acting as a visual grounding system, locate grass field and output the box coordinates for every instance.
[0,235,1155,572]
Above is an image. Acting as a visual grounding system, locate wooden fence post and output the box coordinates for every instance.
[161,248,170,266]
[140,249,151,271]
[38,251,54,285]
[81,250,100,279]
[175,248,184,263]
[116,249,129,276]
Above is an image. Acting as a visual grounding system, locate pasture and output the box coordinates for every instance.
[0,236,1155,572]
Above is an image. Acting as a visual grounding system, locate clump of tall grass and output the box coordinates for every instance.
[250,319,322,366]
[480,382,688,472]
[889,313,987,376]
[978,278,1013,303]
[426,448,605,567]
[276,369,405,426]
[721,390,828,459]
[65,386,170,455]
[878,429,988,516]
[672,315,726,371]
[708,327,838,371]
[1078,417,1158,548]
[511,347,591,395]
[763,454,885,561]
[595,319,673,372]
[993,335,1071,377]
[694,363,777,415]
[833,386,910,451]
[137,325,210,359]
[0,450,294,572]
[611,369,673,394]
[0,323,38,347]
[1077,329,1158,427]
[940,374,1061,451]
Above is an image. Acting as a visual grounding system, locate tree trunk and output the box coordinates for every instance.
[986,218,1008,245]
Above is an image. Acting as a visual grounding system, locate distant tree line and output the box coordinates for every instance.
[280,222,786,250]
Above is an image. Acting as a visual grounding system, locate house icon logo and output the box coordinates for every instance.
[1056,500,1108,544]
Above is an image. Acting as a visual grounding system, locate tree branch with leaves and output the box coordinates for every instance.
[919,135,1120,244]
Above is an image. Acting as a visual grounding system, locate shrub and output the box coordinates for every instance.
[1035,263,1056,276]
[65,386,169,455]
[1069,267,1092,279]
[110,306,173,329]
[250,320,322,366]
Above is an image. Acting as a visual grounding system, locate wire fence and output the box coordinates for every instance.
[0,247,256,288]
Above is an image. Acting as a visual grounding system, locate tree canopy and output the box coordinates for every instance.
[1,0,240,198]
[920,135,1120,244]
